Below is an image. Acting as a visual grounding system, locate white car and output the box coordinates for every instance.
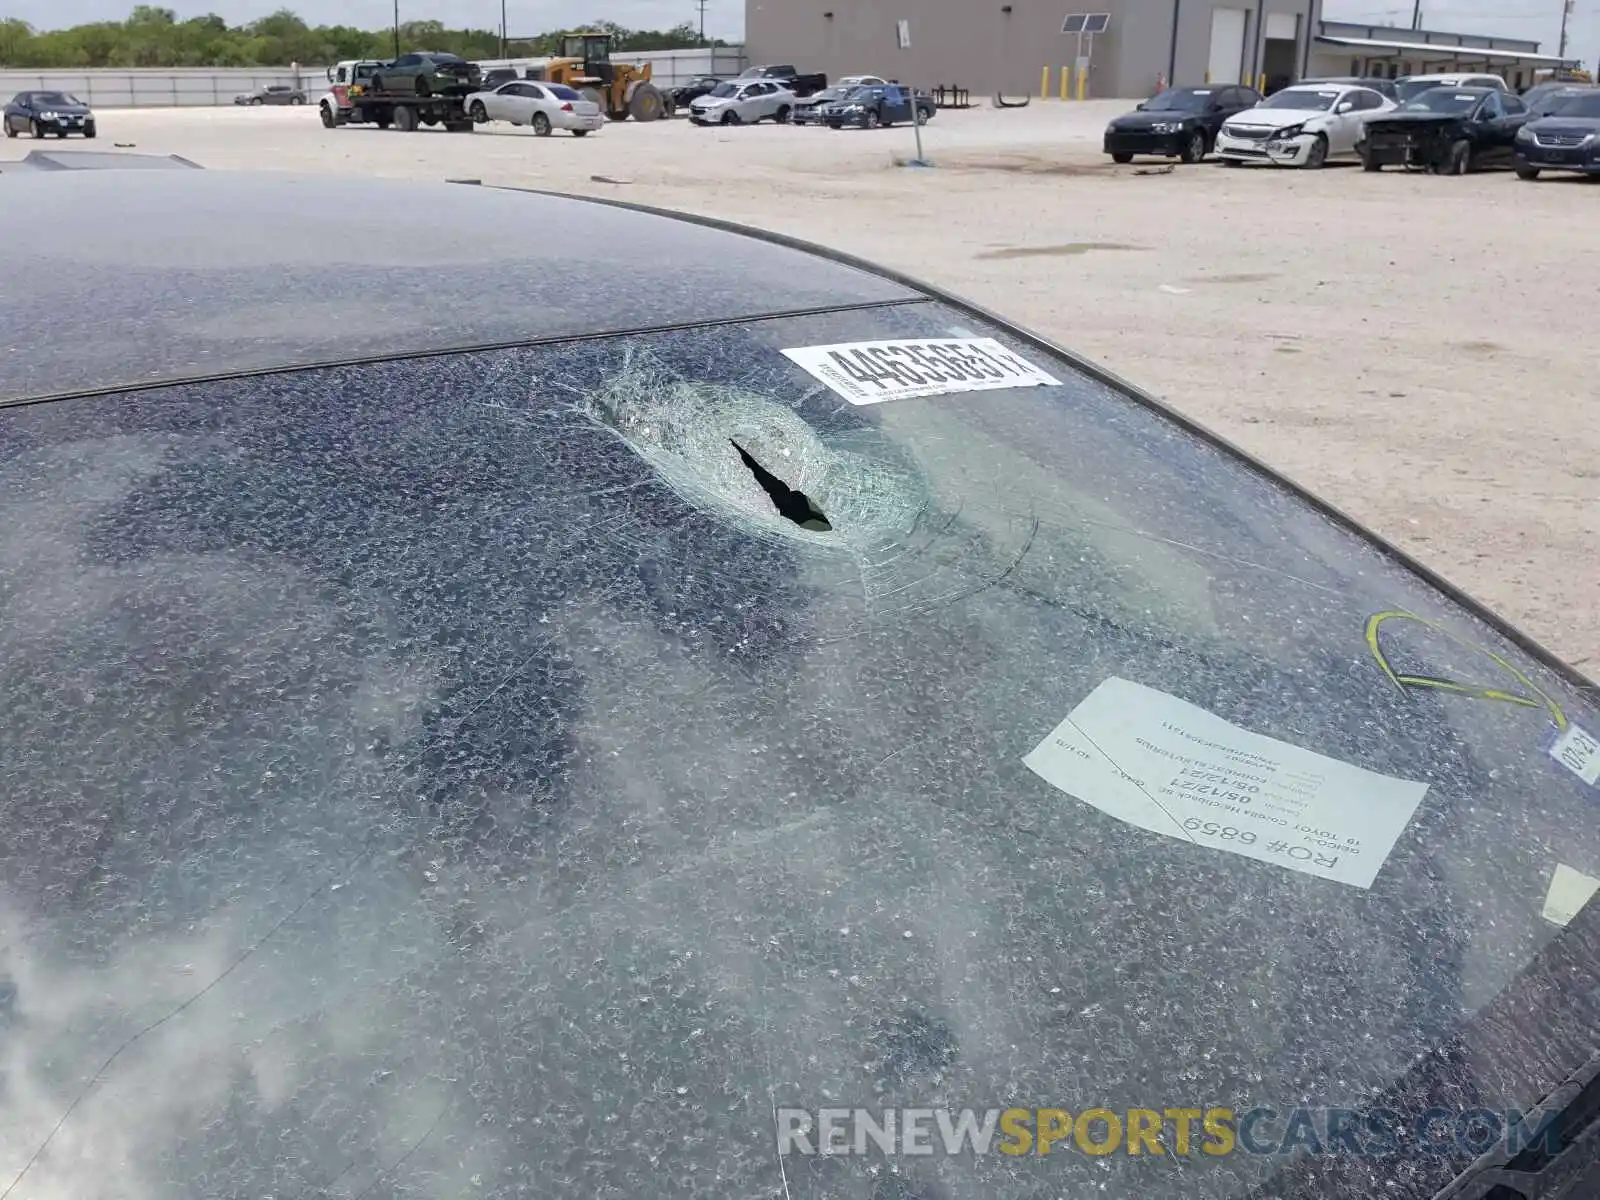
[1214,83,1395,167]
[464,80,604,136]
[688,80,798,125]
[1395,73,1507,103]
[836,74,889,88]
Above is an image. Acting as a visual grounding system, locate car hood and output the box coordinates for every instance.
[1527,115,1600,133]
[690,94,733,106]
[1228,107,1337,128]
[1110,110,1199,129]
[1367,111,1465,126]
[33,102,92,114]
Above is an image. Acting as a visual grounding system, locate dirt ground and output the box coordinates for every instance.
[25,102,1600,670]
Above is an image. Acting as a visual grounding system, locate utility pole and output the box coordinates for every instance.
[1558,0,1574,59]
[695,0,709,44]
[392,0,400,56]
[1410,0,1422,30]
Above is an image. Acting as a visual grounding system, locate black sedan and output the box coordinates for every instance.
[1102,84,1261,163]
[3,89,96,138]
[1514,88,1600,178]
[669,74,723,107]
[1358,86,1530,173]
[3,160,1600,1200]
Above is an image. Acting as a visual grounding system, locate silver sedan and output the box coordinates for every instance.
[464,81,604,136]
[687,79,797,126]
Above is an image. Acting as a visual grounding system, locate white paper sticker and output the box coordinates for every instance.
[1548,723,1600,787]
[1023,677,1429,889]
[780,338,1060,406]
[1542,863,1600,926]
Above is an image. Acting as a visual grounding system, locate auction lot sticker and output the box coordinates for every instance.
[1023,677,1429,889]
[781,338,1061,406]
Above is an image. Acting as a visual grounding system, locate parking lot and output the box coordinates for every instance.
[23,101,1599,666]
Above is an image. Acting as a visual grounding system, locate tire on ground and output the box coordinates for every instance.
[627,81,666,122]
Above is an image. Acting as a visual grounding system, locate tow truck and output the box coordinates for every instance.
[317,58,476,132]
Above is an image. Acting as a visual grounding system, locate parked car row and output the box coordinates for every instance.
[1105,76,1600,180]
[687,79,935,129]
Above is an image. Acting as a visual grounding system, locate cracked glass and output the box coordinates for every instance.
[2,300,1598,1199]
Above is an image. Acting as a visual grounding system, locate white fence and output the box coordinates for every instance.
[0,47,748,109]
[0,67,316,107]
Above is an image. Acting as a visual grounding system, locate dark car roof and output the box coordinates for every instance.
[0,171,915,405]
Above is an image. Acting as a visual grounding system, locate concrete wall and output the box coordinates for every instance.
[744,0,1317,99]
[0,67,313,107]
[746,0,1153,99]
[0,48,748,108]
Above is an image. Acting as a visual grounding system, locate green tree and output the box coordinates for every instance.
[0,6,732,68]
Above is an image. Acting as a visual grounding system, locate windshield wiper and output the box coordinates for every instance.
[1436,1054,1600,1199]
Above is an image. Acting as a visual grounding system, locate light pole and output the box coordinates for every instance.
[392,0,400,56]
[501,0,508,57]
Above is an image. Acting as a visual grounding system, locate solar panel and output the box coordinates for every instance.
[1061,13,1087,33]
[1083,12,1111,33]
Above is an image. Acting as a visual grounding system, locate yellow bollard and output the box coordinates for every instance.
[1076,68,1088,100]
[1257,72,1266,92]
[1060,65,1069,99]
[1041,64,1050,98]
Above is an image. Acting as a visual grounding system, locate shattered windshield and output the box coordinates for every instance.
[1396,78,1477,102]
[1400,90,1484,114]
[1544,91,1600,117]
[3,299,1598,1199]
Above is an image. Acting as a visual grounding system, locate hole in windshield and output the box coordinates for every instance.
[730,439,833,530]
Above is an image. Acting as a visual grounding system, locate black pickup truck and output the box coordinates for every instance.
[737,64,828,98]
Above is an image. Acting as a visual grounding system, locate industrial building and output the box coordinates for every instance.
[743,0,1579,99]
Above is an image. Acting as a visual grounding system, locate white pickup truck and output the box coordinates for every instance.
[318,59,384,127]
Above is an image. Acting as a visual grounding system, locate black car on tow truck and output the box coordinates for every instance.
[1102,85,1261,163]
[1359,85,1530,174]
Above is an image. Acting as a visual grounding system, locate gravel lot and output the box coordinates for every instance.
[17,103,1599,668]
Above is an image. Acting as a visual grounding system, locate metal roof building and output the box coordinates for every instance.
[1308,20,1579,91]
[744,0,1579,99]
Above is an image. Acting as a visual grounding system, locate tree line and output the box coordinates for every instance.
[0,5,730,68]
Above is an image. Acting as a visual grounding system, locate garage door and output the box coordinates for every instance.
[1264,11,1298,40]
[1208,7,1248,84]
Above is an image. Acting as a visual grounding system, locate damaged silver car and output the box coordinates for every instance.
[3,160,1599,1200]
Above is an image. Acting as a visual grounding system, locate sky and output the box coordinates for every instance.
[6,0,1593,67]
